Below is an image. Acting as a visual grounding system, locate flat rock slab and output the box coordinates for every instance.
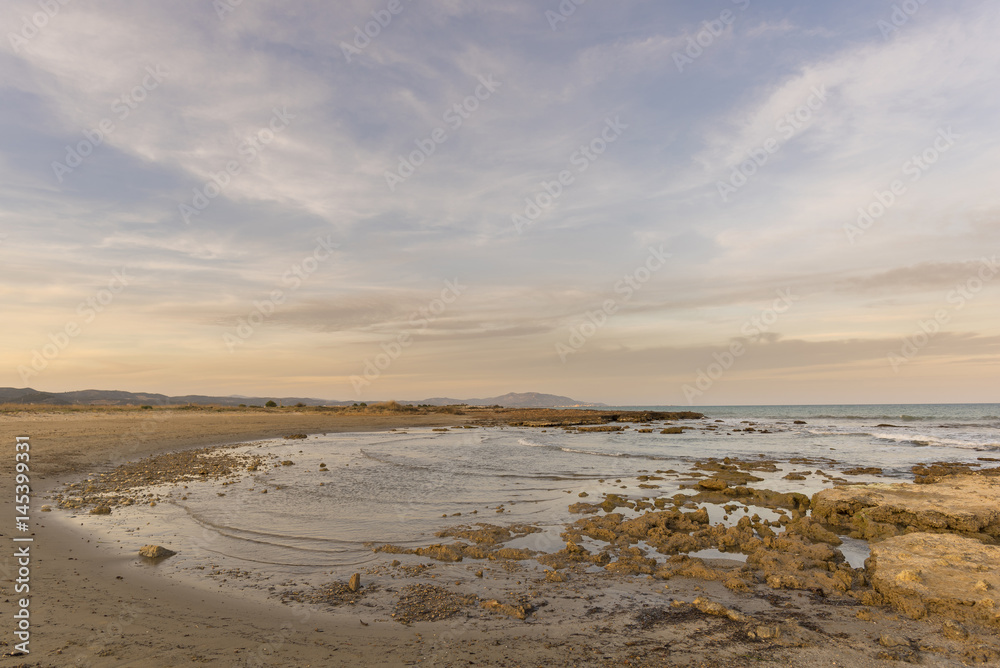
[811,474,1000,543]
[869,532,1000,626]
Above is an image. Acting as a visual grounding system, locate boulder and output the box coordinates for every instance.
[811,474,1000,543]
[868,532,1000,626]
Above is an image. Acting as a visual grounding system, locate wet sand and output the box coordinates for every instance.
[1,406,997,667]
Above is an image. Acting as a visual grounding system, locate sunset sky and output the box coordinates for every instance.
[2,0,999,406]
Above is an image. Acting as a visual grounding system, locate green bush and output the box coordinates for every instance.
[265,400,277,407]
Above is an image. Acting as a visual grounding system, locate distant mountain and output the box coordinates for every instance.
[0,388,603,408]
[407,392,605,408]
[0,387,350,407]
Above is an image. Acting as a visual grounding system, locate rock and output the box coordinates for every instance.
[348,573,361,592]
[868,532,1000,626]
[40,505,52,512]
[698,477,728,491]
[752,625,780,639]
[545,569,566,582]
[692,596,747,622]
[811,474,1000,542]
[90,505,112,515]
[481,599,532,620]
[879,633,910,648]
[139,545,176,559]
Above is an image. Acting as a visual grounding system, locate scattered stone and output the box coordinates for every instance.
[391,584,477,624]
[348,573,361,592]
[90,505,112,515]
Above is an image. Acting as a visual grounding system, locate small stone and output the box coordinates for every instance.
[693,596,746,622]
[754,625,781,640]
[139,545,176,559]
[879,633,910,648]
[90,506,112,515]
[348,573,361,592]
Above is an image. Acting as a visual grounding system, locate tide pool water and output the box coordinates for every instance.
[60,404,999,589]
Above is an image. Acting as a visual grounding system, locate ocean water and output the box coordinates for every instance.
[65,404,1000,587]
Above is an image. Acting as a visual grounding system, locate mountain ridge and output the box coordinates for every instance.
[0,388,605,408]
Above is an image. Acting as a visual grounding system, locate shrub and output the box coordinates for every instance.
[265,400,277,407]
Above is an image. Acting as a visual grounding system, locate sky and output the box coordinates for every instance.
[2,0,999,406]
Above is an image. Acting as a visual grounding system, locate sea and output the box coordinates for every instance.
[60,404,1000,590]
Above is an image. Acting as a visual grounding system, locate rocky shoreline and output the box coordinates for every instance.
[41,414,1000,666]
[6,405,1000,666]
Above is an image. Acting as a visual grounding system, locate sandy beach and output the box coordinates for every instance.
[2,406,998,667]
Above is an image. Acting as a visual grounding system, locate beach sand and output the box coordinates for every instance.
[1,406,996,667]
